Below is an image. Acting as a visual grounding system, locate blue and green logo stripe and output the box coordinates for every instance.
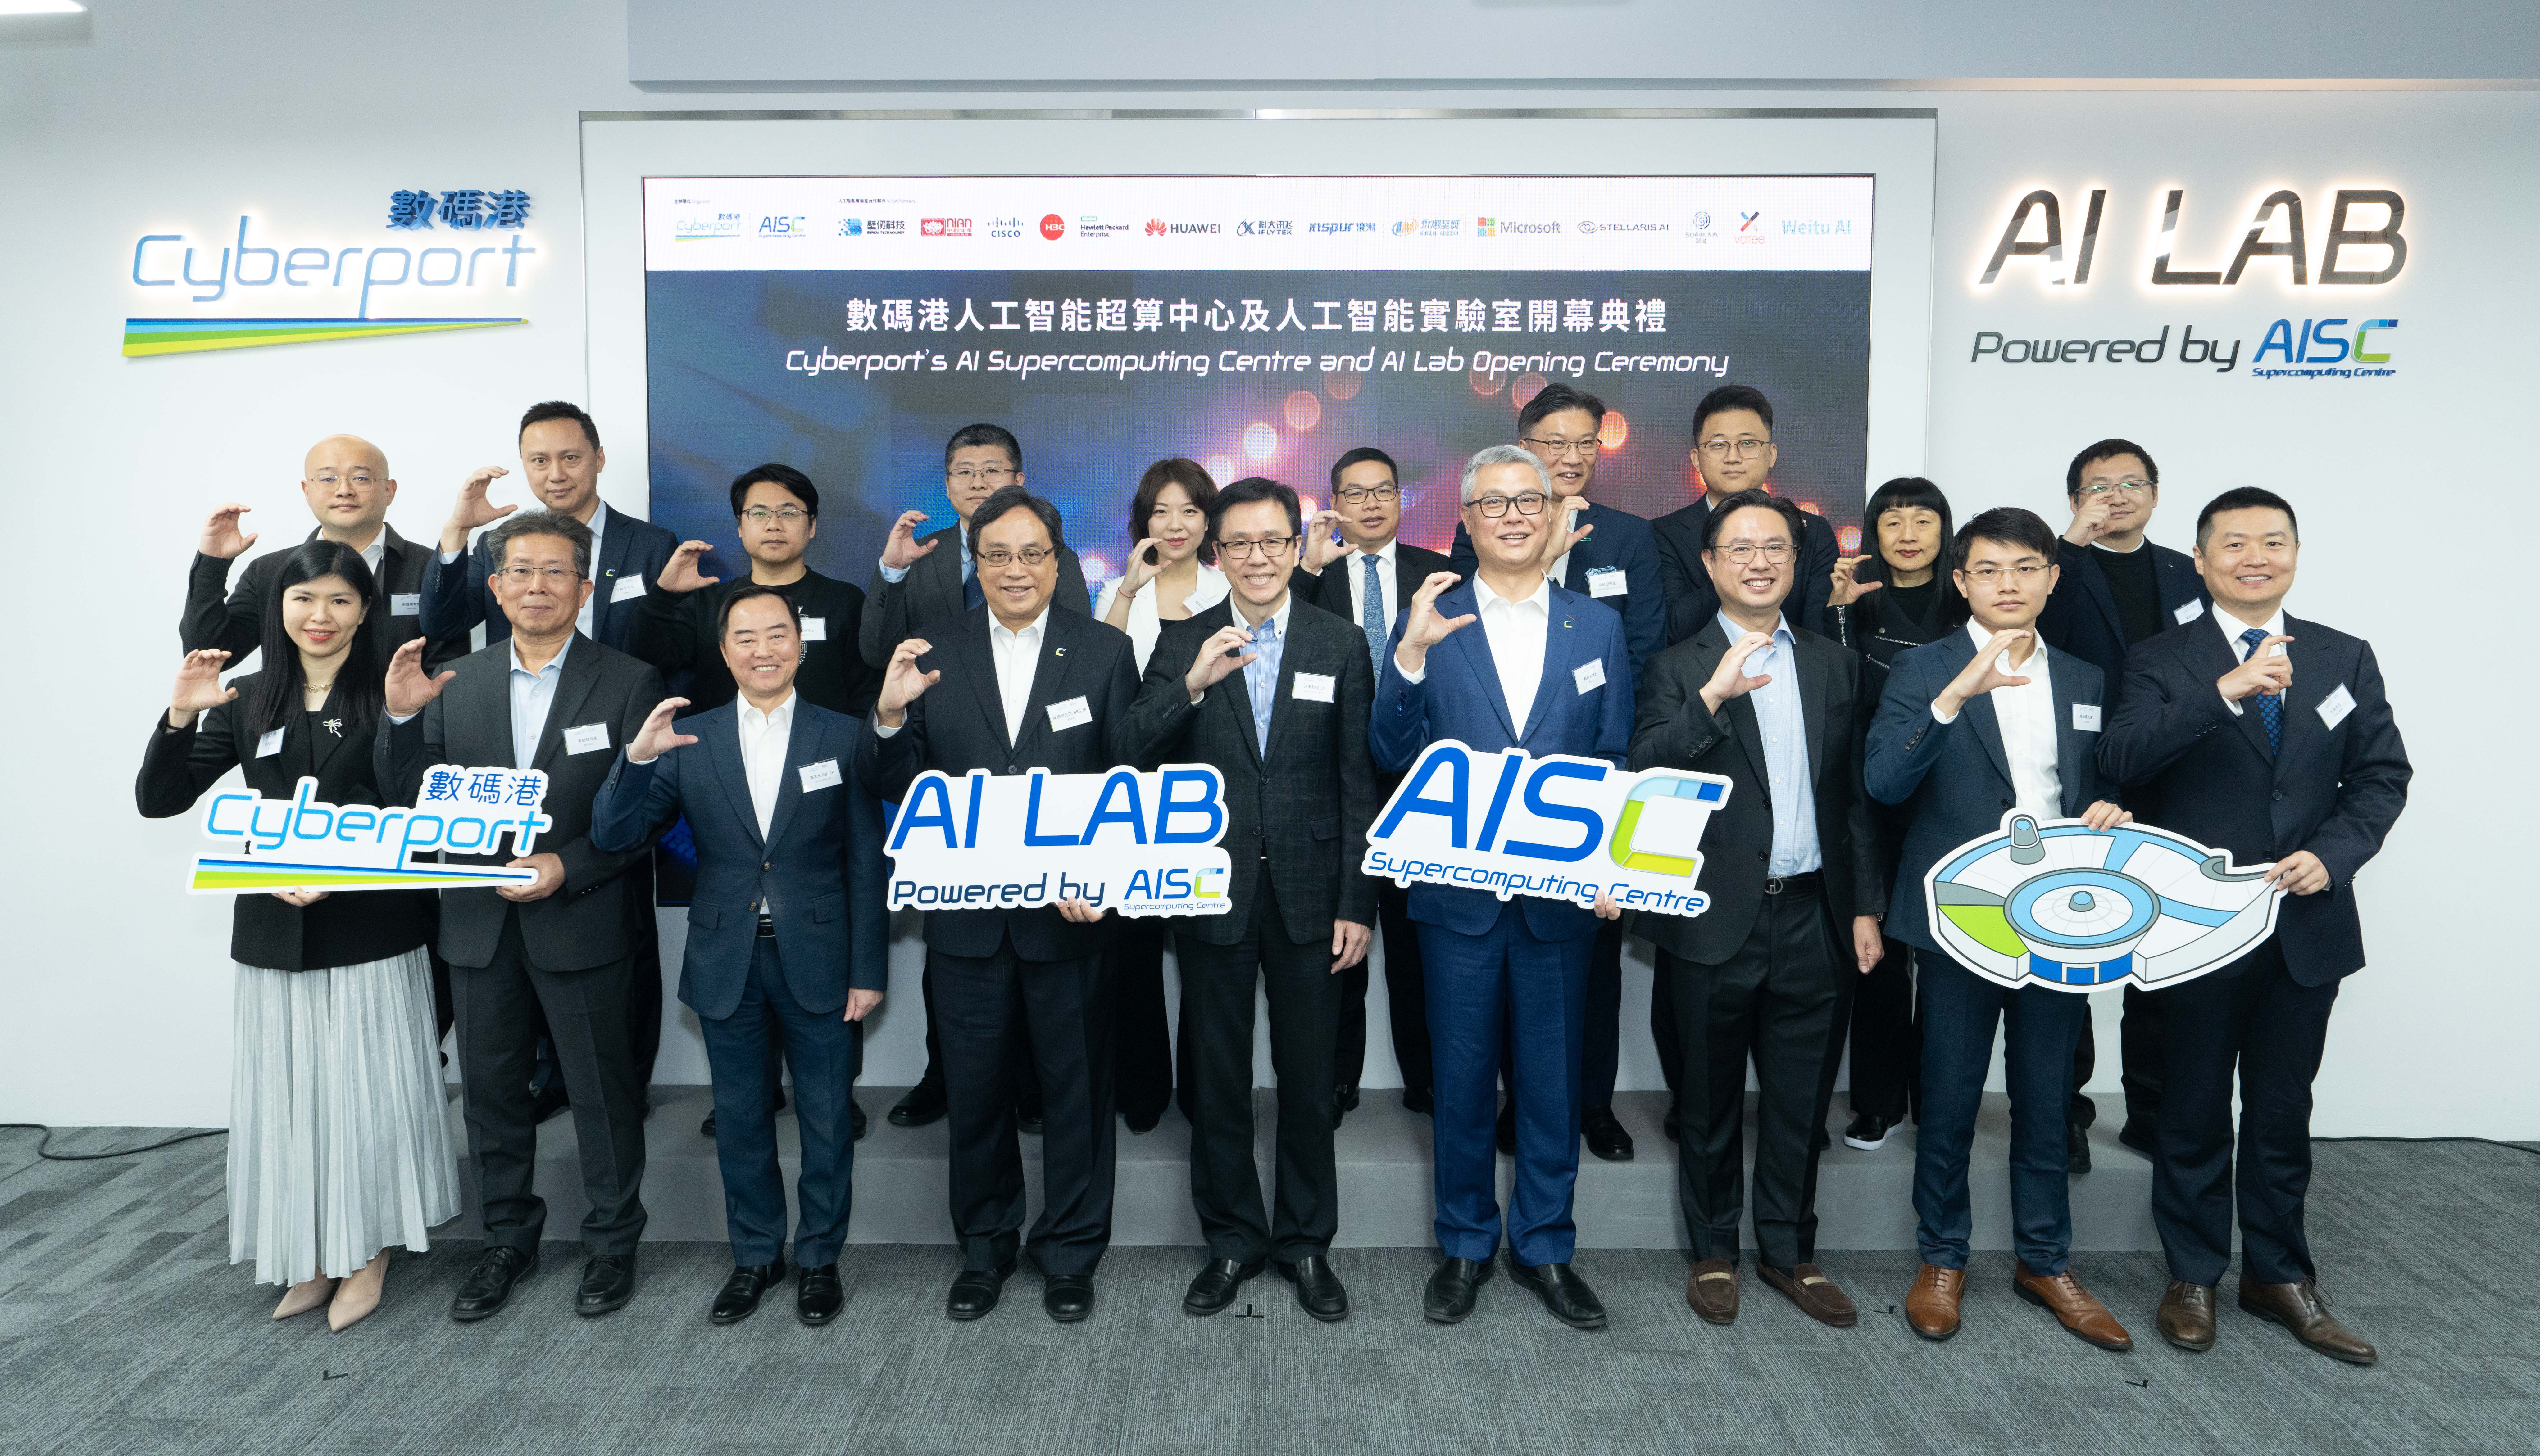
[188,857,536,893]
[123,316,526,358]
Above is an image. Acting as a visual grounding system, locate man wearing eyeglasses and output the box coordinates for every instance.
[1652,384,1842,645]
[858,423,1091,675]
[1117,477,1377,1323]
[2037,439,2213,1170]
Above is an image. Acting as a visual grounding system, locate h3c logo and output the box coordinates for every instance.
[1977,187,2406,288]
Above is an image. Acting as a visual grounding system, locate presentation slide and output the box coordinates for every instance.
[641,174,1875,589]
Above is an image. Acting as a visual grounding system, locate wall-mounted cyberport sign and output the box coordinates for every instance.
[1924,812,2283,993]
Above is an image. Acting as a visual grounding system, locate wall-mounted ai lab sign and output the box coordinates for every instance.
[1924,812,2283,993]
[189,767,550,894]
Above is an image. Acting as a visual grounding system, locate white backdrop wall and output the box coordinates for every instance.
[1,0,2527,1136]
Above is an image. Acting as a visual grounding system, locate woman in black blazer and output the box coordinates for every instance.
[1826,478,1963,1152]
[137,540,455,1332]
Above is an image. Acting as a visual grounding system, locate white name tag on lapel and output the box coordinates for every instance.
[1586,568,1628,599]
[255,727,285,758]
[798,615,827,642]
[563,722,611,754]
[1572,659,1606,694]
[2072,703,2102,732]
[1046,696,1092,732]
[2317,682,2356,730]
[390,593,421,617]
[2173,598,2206,626]
[1292,671,1336,703]
[799,758,842,792]
[610,574,645,604]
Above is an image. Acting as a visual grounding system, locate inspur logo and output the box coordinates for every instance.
[1307,220,1376,234]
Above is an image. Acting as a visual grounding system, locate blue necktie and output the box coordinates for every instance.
[2239,626,2282,755]
[961,560,984,612]
[1360,553,1387,677]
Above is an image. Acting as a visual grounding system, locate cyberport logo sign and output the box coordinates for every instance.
[1362,743,1729,919]
[884,766,1234,919]
[1923,813,2282,993]
[189,767,551,895]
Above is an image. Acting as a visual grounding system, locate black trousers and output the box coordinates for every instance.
[932,934,1115,1276]
[1846,943,1920,1121]
[454,909,649,1256]
[1336,876,1432,1098]
[2151,938,2339,1287]
[1108,915,1174,1124]
[1181,872,1343,1264]
[1665,881,1851,1270]
[1575,920,1628,1111]
[526,863,662,1110]
[917,965,1041,1115]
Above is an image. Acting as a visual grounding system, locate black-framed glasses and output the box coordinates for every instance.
[1712,542,1794,565]
[1334,485,1400,505]
[740,506,810,524]
[976,546,1055,568]
[1216,535,1297,560]
[947,466,1016,486]
[1697,436,1772,459]
[1520,435,1602,459]
[1469,492,1549,518]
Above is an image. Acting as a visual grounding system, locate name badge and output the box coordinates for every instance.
[563,722,611,755]
[1292,671,1336,703]
[799,758,842,792]
[798,615,827,642]
[610,574,645,604]
[390,593,421,617]
[1572,659,1606,694]
[1586,568,1628,599]
[2318,682,2356,730]
[2173,598,2206,626]
[256,727,285,758]
[1046,695,1093,732]
[2072,703,2102,733]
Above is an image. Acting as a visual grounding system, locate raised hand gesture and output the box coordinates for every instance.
[1697,631,1776,714]
[2217,634,2294,702]
[1393,571,1476,676]
[1828,555,1883,609]
[199,504,258,560]
[875,637,940,727]
[881,509,937,571]
[168,649,238,727]
[1119,537,1166,595]
[1537,495,1595,574]
[627,697,697,763]
[441,465,515,553]
[1298,508,1348,576]
[2063,491,2115,547]
[657,540,720,594]
[1184,623,1258,696]
[384,637,458,719]
[1935,629,2035,717]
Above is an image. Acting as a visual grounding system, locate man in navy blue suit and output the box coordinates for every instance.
[1865,507,2135,1353]
[1373,445,1632,1331]
[590,586,888,1329]
[2098,487,2409,1365]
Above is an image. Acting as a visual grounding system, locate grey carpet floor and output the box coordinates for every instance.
[3,1127,2537,1456]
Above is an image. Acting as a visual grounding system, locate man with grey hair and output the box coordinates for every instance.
[1369,445,1634,1332]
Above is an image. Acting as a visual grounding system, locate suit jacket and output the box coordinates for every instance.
[589,700,887,1017]
[1368,579,1634,942]
[1626,617,1882,963]
[1294,538,1458,648]
[1450,500,1666,689]
[1864,630,2114,954]
[855,605,1139,961]
[856,523,1090,670]
[374,634,666,971]
[137,679,435,972]
[2095,614,2410,985]
[184,524,468,674]
[1652,495,1841,644]
[2038,536,2211,704]
[1116,597,1379,947]
[628,568,881,717]
[417,505,679,654]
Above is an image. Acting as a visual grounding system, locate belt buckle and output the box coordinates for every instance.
[1764,875,1785,895]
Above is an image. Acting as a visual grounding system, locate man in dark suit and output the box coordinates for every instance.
[1651,385,1842,644]
[591,586,890,1328]
[376,510,666,1323]
[1119,477,1377,1323]
[1372,445,1633,1332]
[859,423,1089,1132]
[1865,507,2134,1353]
[1628,490,1885,1330]
[1294,445,1455,1120]
[2098,487,2409,1365]
[857,486,1139,1324]
[2037,438,2215,1167]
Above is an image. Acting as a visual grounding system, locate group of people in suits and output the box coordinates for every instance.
[148,382,2408,1366]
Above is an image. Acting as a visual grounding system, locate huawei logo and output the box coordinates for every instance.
[1144,218,1166,237]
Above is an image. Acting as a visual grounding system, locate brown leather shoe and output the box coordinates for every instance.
[1685,1258,1739,1325]
[1759,1263,1858,1329]
[1904,1264,1964,1341]
[2238,1278,2376,1366]
[2013,1262,2133,1350]
[2157,1280,2216,1351]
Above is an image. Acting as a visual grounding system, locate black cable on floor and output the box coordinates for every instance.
[0,1124,229,1161]
[2315,1135,2540,1160]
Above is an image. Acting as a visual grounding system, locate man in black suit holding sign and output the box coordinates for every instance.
[1119,477,1378,1323]
[2097,487,2409,1364]
[858,486,1140,1324]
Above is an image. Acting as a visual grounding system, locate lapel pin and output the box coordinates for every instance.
[1562,618,1574,629]
[1055,647,1067,658]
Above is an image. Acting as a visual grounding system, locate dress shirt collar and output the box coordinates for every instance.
[1965,617,2045,668]
[586,499,611,543]
[2215,604,2288,647]
[1358,538,1398,568]
[737,690,797,735]
[1472,572,1551,617]
[989,604,1052,648]
[509,633,571,678]
[1718,610,1793,651]
[1235,591,1293,639]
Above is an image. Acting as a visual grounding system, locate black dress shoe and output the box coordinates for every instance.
[1582,1105,1634,1162]
[576,1253,636,1317]
[851,1099,868,1142]
[1813,1123,1831,1153]
[947,1260,1015,1321]
[2067,1121,2093,1174]
[1017,1102,1046,1137]
[1043,1273,1096,1323]
[1335,1084,1360,1113]
[1423,1256,1493,1323]
[710,1259,785,1325]
[1182,1257,1264,1316]
[2118,1119,2158,1158]
[703,1085,790,1139]
[1663,1100,1682,1143]
[1843,1111,1896,1151]
[449,1245,538,1322]
[889,1078,947,1128]
[1402,1086,1434,1116]
[1508,1257,1607,1331]
[1277,1255,1349,1322]
[1122,1108,1161,1135]
[1495,1098,1517,1155]
[528,1082,569,1126]
[796,1264,844,1326]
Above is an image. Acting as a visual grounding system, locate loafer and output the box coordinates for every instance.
[1277,1255,1349,1323]
[710,1259,785,1325]
[1685,1257,1739,1326]
[449,1245,537,1323]
[1759,1262,1858,1329]
[1582,1105,1634,1162]
[2013,1261,2131,1350]
[850,1099,867,1142]
[2067,1121,2093,1174]
[1182,1257,1264,1317]
[1842,1111,1896,1151]
[1043,1273,1096,1323]
[1494,1098,1517,1156]
[1423,1256,1492,1324]
[796,1263,844,1326]
[1904,1263,1964,1341]
[1402,1086,1434,1116]
[576,1253,637,1317]
[2158,1279,2216,1352]
[1507,1257,1607,1331]
[2239,1277,2376,1366]
[946,1260,1015,1321]
[888,1078,947,1128]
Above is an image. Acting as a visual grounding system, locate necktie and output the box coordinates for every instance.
[1360,553,1387,676]
[2239,626,2282,755]
[1247,619,1277,755]
[961,558,984,612]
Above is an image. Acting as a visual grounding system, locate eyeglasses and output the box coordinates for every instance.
[976,546,1055,568]
[1961,563,2051,583]
[1334,485,1400,505]
[740,506,810,524]
[1216,535,1297,560]
[1711,542,1794,565]
[1469,492,1549,518]
[2076,480,2153,497]
[948,466,1016,486]
[311,472,380,489]
[1521,436,1602,459]
[498,566,583,586]
[1697,436,1772,459]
